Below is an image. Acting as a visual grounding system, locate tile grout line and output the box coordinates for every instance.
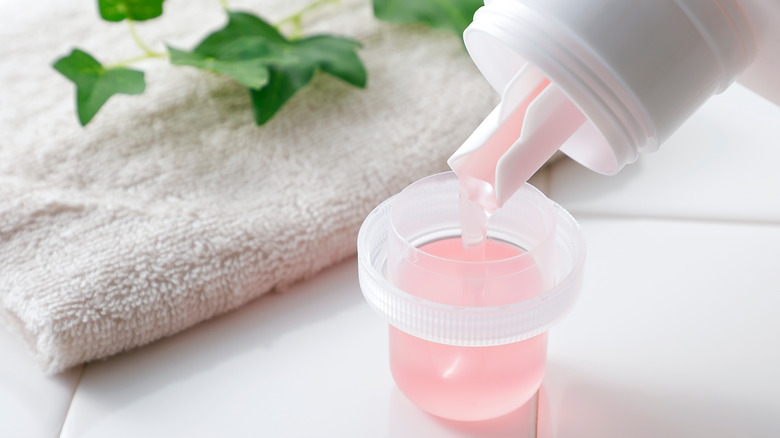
[567,210,780,228]
[57,364,86,438]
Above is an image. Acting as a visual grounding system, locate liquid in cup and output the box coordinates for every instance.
[382,172,558,421]
[388,237,549,421]
[357,171,584,423]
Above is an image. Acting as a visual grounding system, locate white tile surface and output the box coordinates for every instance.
[550,84,780,222]
[59,260,536,438]
[0,326,82,438]
[58,215,780,437]
[542,218,780,437]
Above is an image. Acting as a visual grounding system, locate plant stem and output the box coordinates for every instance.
[275,0,339,39]
[127,19,165,57]
[105,52,169,69]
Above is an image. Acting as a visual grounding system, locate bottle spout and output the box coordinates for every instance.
[448,64,587,209]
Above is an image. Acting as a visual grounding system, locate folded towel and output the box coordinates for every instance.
[0,0,496,373]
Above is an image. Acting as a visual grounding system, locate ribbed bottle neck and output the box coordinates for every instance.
[466,0,650,174]
[465,0,758,175]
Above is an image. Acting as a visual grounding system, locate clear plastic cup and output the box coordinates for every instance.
[357,172,585,421]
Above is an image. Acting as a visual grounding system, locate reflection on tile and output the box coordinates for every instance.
[549,84,780,222]
[0,326,82,438]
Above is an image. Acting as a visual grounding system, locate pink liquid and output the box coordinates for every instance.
[388,237,549,421]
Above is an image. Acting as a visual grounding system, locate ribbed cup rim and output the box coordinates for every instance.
[357,190,586,347]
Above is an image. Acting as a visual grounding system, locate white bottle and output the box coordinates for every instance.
[449,0,780,208]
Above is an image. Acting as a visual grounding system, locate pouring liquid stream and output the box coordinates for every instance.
[458,76,551,260]
[448,65,588,303]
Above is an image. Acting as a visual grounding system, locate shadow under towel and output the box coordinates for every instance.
[0,0,496,373]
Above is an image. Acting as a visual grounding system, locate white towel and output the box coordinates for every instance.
[0,0,496,373]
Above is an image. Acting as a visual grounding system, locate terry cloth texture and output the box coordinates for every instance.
[0,0,497,374]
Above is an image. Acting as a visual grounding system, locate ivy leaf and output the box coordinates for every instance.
[168,47,270,89]
[171,11,367,125]
[249,36,367,125]
[287,36,368,89]
[53,49,146,126]
[372,0,483,34]
[98,0,165,22]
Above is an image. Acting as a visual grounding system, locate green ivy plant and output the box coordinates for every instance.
[168,11,366,125]
[54,0,482,127]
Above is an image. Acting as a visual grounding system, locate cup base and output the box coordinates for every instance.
[389,326,548,422]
